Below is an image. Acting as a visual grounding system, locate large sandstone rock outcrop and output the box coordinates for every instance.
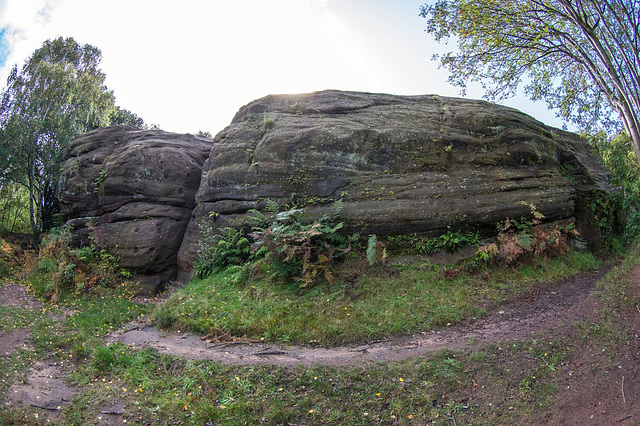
[58,126,212,293]
[177,90,609,274]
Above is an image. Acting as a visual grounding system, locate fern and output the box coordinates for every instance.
[193,226,254,278]
[328,199,343,221]
[367,235,378,266]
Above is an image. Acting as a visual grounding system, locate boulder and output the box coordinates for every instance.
[177,90,609,275]
[58,125,212,294]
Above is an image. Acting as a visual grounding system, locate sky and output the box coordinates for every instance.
[0,0,568,136]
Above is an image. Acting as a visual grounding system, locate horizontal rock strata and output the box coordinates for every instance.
[178,90,609,274]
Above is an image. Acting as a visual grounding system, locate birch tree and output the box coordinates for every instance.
[0,37,115,236]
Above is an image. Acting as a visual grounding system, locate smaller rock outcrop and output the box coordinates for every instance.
[58,126,212,294]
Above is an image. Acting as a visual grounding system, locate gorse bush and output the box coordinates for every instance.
[591,132,640,243]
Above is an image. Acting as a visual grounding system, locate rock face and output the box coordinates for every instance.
[177,90,609,274]
[58,125,212,294]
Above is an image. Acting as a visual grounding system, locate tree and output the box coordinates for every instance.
[421,0,640,163]
[0,37,116,236]
[110,106,146,127]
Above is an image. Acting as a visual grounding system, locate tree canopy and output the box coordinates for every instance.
[0,37,145,235]
[421,0,640,163]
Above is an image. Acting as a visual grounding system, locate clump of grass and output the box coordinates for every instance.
[29,293,148,359]
[591,241,640,310]
[155,250,601,345]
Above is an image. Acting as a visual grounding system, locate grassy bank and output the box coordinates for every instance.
[155,251,601,345]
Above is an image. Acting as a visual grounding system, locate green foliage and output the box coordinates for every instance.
[0,183,30,234]
[192,226,253,279]
[27,226,129,300]
[109,106,146,127]
[366,235,387,266]
[590,132,640,243]
[252,208,352,289]
[194,202,354,289]
[0,258,10,279]
[0,37,145,236]
[421,0,640,161]
[366,234,378,266]
[0,37,115,235]
[387,229,480,255]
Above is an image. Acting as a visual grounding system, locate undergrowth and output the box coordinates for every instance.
[590,132,640,243]
[387,229,480,255]
[193,202,360,290]
[3,247,636,425]
[25,226,132,301]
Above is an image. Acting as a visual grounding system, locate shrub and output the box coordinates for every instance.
[387,229,480,255]
[28,226,128,300]
[473,203,578,267]
[251,206,353,289]
[193,201,357,289]
[591,132,640,243]
[192,226,252,279]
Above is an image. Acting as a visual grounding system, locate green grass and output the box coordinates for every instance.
[155,251,602,345]
[54,339,571,425]
[592,241,640,310]
[30,293,149,360]
[0,246,637,424]
[0,306,46,333]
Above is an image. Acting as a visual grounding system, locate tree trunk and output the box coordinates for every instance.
[10,202,22,233]
[28,172,37,237]
[617,102,640,164]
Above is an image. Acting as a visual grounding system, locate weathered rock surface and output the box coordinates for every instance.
[177,90,609,274]
[58,125,212,293]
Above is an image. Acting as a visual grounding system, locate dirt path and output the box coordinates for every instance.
[0,283,78,421]
[108,266,612,366]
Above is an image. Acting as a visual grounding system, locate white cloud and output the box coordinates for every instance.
[0,0,568,134]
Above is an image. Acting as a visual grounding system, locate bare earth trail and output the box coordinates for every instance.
[0,284,79,422]
[109,266,612,367]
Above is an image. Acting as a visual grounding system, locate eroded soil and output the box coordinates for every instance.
[538,264,640,425]
[0,282,77,422]
[4,361,76,418]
